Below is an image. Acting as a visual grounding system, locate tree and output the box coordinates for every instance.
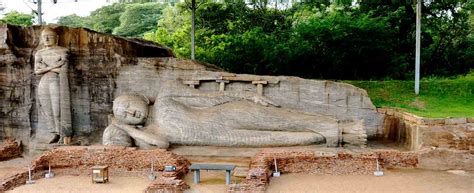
[420,0,473,76]
[144,5,192,57]
[0,11,34,26]
[57,14,86,28]
[88,3,126,33]
[113,3,165,37]
[144,1,473,79]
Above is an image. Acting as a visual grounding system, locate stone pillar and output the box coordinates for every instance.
[252,81,268,96]
[216,79,229,92]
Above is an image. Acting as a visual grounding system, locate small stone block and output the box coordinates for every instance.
[252,80,268,85]
[445,118,467,125]
[376,108,387,114]
[216,79,230,83]
[182,80,200,85]
[467,118,474,123]
[420,118,445,125]
[402,113,419,123]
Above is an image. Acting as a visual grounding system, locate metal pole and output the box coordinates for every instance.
[191,0,195,60]
[37,0,42,25]
[415,0,421,95]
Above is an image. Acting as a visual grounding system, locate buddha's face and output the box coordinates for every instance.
[41,28,58,47]
[113,95,149,125]
[42,34,57,47]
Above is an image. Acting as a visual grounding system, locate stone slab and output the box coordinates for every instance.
[189,163,236,171]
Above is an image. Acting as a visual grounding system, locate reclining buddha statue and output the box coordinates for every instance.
[103,79,365,149]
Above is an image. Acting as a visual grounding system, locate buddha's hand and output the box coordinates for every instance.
[251,95,280,107]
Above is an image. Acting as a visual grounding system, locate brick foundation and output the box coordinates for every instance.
[0,138,22,161]
[0,146,191,192]
[229,149,419,192]
[144,177,190,193]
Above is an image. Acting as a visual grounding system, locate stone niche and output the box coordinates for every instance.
[0,24,384,150]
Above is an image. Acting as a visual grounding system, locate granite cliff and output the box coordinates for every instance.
[0,25,384,149]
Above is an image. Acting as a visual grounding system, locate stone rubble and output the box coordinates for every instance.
[0,138,22,161]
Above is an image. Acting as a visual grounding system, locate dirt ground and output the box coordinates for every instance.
[266,169,473,193]
[5,175,150,193]
[0,156,32,181]
[2,154,472,193]
[2,168,472,193]
[0,156,150,193]
[184,170,244,193]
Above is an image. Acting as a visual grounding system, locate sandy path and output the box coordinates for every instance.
[6,175,150,193]
[266,169,473,193]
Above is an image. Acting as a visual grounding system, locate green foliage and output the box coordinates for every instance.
[144,1,472,80]
[346,71,474,118]
[0,11,34,26]
[56,1,472,80]
[56,3,126,33]
[287,9,396,79]
[113,3,165,37]
[421,0,473,77]
[144,5,191,57]
[88,3,126,33]
[57,14,86,28]
[204,27,273,73]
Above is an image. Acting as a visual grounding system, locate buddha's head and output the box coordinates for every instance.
[41,27,58,47]
[113,95,150,125]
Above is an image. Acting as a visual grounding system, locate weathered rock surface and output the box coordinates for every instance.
[0,25,383,149]
[0,24,173,148]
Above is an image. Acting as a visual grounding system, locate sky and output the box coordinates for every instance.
[0,0,111,23]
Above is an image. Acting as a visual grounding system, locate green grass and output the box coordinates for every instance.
[344,72,474,118]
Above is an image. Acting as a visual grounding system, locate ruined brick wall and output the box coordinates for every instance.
[228,149,421,193]
[0,167,44,192]
[0,146,191,192]
[230,150,379,192]
[255,150,378,175]
[144,177,190,193]
[376,108,473,170]
[378,108,474,151]
[417,148,474,170]
[0,138,22,161]
[375,150,418,168]
[32,146,189,176]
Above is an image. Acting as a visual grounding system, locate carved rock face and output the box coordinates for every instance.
[112,95,149,125]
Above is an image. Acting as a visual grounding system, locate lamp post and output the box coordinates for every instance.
[191,0,195,60]
[37,0,43,24]
[415,0,421,95]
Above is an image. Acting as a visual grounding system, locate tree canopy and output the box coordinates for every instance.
[113,3,165,37]
[0,11,35,26]
[55,0,473,80]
